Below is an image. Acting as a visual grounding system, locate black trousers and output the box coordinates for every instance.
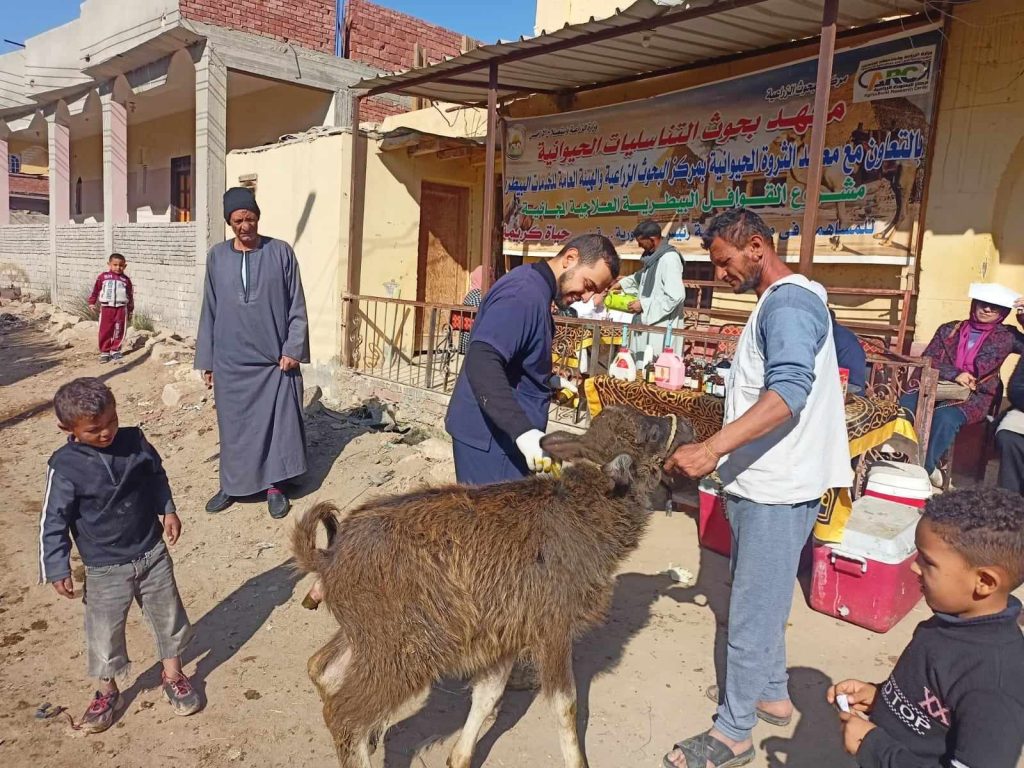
[996,429,1024,495]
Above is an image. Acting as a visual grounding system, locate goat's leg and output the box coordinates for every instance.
[326,722,372,768]
[308,631,351,701]
[447,658,515,768]
[538,642,586,768]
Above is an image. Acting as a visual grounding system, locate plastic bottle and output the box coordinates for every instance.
[609,325,637,382]
[654,324,685,391]
[641,342,655,369]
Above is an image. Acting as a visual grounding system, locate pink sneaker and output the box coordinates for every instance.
[80,689,119,733]
[162,671,201,716]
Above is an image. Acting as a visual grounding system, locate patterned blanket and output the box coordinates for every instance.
[584,376,919,542]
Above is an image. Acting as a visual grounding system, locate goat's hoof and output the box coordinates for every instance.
[301,592,321,611]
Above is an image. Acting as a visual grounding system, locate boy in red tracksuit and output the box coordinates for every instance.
[87,253,134,363]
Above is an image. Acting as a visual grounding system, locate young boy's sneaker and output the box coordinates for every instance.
[80,689,119,733]
[99,353,110,363]
[162,671,200,716]
[110,351,123,361]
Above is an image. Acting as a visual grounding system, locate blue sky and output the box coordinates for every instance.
[1,1,535,54]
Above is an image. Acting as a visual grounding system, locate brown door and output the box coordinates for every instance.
[417,182,470,343]
[170,156,192,222]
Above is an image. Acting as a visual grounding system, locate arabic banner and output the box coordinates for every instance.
[502,28,942,260]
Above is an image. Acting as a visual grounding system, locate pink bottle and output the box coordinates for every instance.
[654,324,685,391]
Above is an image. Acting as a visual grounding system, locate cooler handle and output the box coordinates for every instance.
[830,549,868,576]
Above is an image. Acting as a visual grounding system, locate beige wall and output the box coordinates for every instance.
[916,0,1024,347]
[356,143,484,300]
[227,83,334,151]
[226,133,347,377]
[9,139,48,175]
[534,0,621,34]
[127,109,196,223]
[69,133,104,223]
[22,82,334,226]
[379,104,487,139]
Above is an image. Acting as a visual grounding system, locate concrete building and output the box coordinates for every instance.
[0,0,384,333]
[0,0,471,339]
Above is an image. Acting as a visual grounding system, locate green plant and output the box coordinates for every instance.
[131,312,155,332]
[66,297,97,321]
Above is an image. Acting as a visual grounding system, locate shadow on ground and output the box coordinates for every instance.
[760,666,853,768]
[0,316,63,389]
[0,333,151,430]
[290,406,380,500]
[116,560,300,715]
[382,572,676,768]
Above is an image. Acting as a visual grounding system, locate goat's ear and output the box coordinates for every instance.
[674,418,696,447]
[541,431,588,461]
[603,453,634,495]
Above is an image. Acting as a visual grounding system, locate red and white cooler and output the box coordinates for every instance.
[810,496,922,633]
[697,479,731,557]
[863,461,932,508]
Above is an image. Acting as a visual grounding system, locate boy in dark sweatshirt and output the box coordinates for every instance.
[828,487,1024,767]
[38,377,199,733]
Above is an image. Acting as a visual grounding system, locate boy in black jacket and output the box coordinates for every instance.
[828,487,1024,767]
[38,378,199,733]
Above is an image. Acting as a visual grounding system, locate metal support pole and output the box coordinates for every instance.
[798,0,839,277]
[342,92,364,368]
[480,62,499,294]
[425,307,438,389]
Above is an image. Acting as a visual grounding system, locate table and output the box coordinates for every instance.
[552,323,623,369]
[583,376,919,543]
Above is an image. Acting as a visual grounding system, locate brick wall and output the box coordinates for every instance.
[344,0,467,71]
[180,0,336,53]
[113,224,198,334]
[10,174,48,197]
[0,225,50,296]
[55,225,106,308]
[344,0,471,122]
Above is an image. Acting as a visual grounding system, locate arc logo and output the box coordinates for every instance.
[854,46,937,102]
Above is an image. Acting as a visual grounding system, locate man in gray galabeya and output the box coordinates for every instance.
[195,187,309,519]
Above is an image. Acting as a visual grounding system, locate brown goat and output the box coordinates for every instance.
[291,406,694,768]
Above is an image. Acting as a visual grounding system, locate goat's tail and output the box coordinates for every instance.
[290,500,341,576]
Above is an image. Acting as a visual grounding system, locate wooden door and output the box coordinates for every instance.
[170,156,192,222]
[417,182,470,308]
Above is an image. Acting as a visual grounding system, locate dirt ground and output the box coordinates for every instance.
[0,301,1020,768]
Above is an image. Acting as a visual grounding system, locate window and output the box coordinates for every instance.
[8,154,21,174]
[75,177,83,216]
[170,156,192,222]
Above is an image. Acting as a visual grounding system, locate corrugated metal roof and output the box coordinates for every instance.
[355,0,934,104]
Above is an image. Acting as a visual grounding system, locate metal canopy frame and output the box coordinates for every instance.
[341,0,936,365]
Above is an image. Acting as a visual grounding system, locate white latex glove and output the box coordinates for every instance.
[515,429,555,473]
[549,374,579,395]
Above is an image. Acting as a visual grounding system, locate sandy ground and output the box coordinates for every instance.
[0,301,1020,768]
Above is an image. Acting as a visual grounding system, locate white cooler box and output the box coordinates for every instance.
[864,461,932,509]
[810,496,923,633]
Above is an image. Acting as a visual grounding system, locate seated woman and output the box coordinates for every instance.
[996,300,1024,495]
[901,283,1019,487]
[456,266,484,355]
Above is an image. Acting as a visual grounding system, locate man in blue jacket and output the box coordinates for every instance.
[445,235,619,484]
